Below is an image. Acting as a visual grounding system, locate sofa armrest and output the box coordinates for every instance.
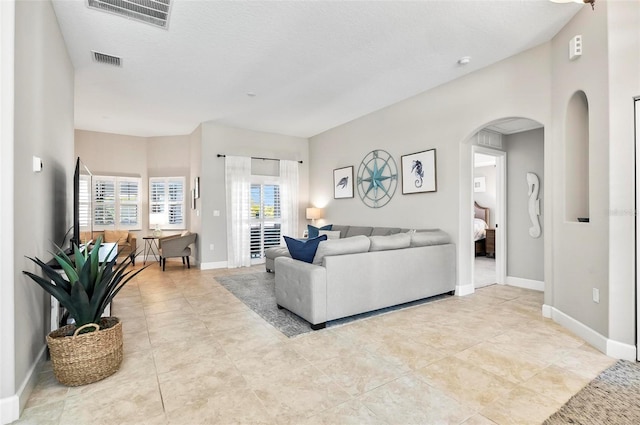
[275,257,327,326]
[127,234,136,252]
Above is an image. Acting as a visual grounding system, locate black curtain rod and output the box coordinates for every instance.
[217,154,303,164]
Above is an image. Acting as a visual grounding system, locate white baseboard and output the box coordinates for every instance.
[542,303,553,318]
[200,261,228,270]
[0,344,46,425]
[456,283,475,296]
[547,305,636,361]
[0,395,18,425]
[506,276,544,291]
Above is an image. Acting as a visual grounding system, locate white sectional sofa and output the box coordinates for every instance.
[274,227,456,330]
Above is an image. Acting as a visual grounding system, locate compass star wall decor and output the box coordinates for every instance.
[356,149,398,208]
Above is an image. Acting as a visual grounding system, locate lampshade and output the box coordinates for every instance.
[306,207,323,220]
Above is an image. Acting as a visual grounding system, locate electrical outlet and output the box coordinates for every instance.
[213,210,220,217]
[592,288,600,303]
[209,244,214,251]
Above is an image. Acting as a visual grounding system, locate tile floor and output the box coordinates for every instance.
[14,262,616,425]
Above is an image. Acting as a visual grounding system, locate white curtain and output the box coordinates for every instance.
[225,156,252,268]
[279,160,299,241]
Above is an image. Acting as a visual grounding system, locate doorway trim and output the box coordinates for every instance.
[472,146,507,287]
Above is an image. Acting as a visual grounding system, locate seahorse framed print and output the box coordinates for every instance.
[401,149,437,194]
[333,166,354,199]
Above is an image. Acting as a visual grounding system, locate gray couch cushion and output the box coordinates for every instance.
[345,226,373,238]
[319,230,341,240]
[409,230,452,247]
[313,235,371,265]
[369,233,411,251]
[331,225,350,238]
[370,227,402,236]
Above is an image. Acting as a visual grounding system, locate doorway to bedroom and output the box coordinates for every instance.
[473,149,499,288]
[469,119,545,292]
[473,145,504,288]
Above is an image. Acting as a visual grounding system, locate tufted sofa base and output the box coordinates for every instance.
[275,243,456,329]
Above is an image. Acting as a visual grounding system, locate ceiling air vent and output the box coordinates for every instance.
[87,0,172,29]
[92,51,122,67]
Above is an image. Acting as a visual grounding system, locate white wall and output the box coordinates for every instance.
[505,128,544,282]
[606,1,639,347]
[199,122,309,267]
[3,0,75,422]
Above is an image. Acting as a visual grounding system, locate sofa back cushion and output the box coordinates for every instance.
[313,235,371,265]
[284,235,327,263]
[345,226,373,238]
[319,230,341,240]
[409,230,452,247]
[369,233,411,252]
[331,225,350,238]
[104,230,129,244]
[370,227,402,236]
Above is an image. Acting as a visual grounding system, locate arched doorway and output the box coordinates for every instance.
[458,117,545,296]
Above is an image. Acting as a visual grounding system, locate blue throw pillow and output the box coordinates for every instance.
[284,235,327,263]
[308,224,332,238]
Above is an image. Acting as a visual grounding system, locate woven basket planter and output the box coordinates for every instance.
[46,317,123,386]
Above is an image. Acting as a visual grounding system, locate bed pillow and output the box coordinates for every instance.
[409,230,452,247]
[284,235,327,263]
[369,233,411,252]
[319,230,341,240]
[307,224,332,238]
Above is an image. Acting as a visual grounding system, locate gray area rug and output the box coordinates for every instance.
[215,272,447,338]
[215,272,311,337]
[544,360,640,424]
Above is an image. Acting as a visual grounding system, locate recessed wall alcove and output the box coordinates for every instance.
[565,90,590,222]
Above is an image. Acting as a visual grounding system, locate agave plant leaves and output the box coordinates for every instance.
[23,236,148,330]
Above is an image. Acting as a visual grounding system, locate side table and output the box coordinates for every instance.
[143,236,160,265]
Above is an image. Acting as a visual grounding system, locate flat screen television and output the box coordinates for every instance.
[70,157,92,250]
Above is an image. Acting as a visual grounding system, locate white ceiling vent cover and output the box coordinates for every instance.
[92,51,122,67]
[87,0,172,29]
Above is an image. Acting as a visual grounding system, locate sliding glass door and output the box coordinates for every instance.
[250,183,281,263]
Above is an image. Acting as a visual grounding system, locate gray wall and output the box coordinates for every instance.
[550,2,610,337]
[199,122,309,267]
[505,128,544,282]
[75,130,193,240]
[9,0,74,412]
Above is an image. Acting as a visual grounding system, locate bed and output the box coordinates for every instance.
[474,201,490,256]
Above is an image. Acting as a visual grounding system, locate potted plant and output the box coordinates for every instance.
[23,236,146,386]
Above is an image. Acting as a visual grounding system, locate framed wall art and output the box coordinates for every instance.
[401,149,437,194]
[333,166,354,199]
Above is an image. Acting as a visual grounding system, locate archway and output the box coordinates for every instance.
[458,117,545,296]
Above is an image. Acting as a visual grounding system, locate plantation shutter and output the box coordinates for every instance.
[79,175,91,228]
[119,178,139,227]
[94,177,116,227]
[149,177,185,229]
[250,183,282,260]
[93,176,141,230]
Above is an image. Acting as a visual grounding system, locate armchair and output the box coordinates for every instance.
[158,232,197,271]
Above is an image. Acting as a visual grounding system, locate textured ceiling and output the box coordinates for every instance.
[51,0,581,138]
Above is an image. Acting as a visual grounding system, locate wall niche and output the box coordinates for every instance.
[565,90,590,222]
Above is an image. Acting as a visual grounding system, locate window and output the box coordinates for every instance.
[149,177,185,230]
[250,183,281,261]
[93,176,141,230]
